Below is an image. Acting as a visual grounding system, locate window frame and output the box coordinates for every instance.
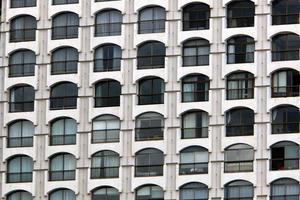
[137,41,166,69]
[10,15,36,42]
[51,12,79,40]
[138,77,164,105]
[182,74,210,102]
[182,3,210,31]
[94,80,121,107]
[138,6,166,34]
[91,151,120,179]
[226,108,254,137]
[182,39,210,67]
[7,155,33,183]
[94,9,122,37]
[135,149,164,177]
[227,0,255,28]
[50,118,77,145]
[226,72,254,100]
[51,47,78,75]
[50,82,78,110]
[9,50,35,77]
[181,111,209,139]
[92,115,120,143]
[49,153,76,181]
[9,85,34,113]
[272,0,300,25]
[94,44,122,72]
[8,120,34,148]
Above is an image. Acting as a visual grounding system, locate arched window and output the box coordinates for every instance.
[52,12,79,40]
[8,120,34,148]
[51,47,78,75]
[7,190,32,200]
[11,0,36,8]
[182,3,210,31]
[95,80,121,107]
[227,36,255,64]
[270,141,299,170]
[53,0,78,5]
[182,39,210,66]
[224,144,254,173]
[94,44,121,72]
[138,6,166,34]
[50,82,78,110]
[224,180,254,200]
[272,69,300,97]
[226,108,254,136]
[92,187,119,200]
[9,85,34,112]
[135,148,164,177]
[272,0,300,25]
[135,112,164,141]
[179,182,208,200]
[271,178,300,200]
[91,150,119,179]
[181,111,209,139]
[272,105,299,134]
[226,72,254,100]
[7,155,33,183]
[179,146,208,175]
[50,118,77,145]
[10,15,36,42]
[138,77,164,105]
[272,33,300,61]
[182,74,209,102]
[227,0,255,28]
[49,153,76,181]
[49,189,75,200]
[9,50,35,77]
[95,9,122,37]
[136,185,164,200]
[92,115,120,143]
[137,41,165,69]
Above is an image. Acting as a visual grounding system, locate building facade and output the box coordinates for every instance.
[0,0,299,199]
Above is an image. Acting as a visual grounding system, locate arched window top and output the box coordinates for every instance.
[227,0,255,28]
[50,152,76,160]
[226,143,253,150]
[227,106,254,113]
[180,182,208,189]
[11,15,36,26]
[180,145,208,153]
[96,9,122,18]
[93,114,120,122]
[52,46,78,55]
[9,119,33,127]
[272,104,299,111]
[136,112,164,120]
[272,0,300,25]
[271,178,299,185]
[183,38,209,47]
[183,2,210,10]
[53,0,78,5]
[226,180,253,187]
[227,71,254,78]
[10,49,35,61]
[136,184,164,200]
[138,41,165,53]
[182,74,209,81]
[52,12,79,22]
[139,6,166,18]
[93,150,119,157]
[7,154,33,165]
[227,35,254,43]
[136,148,163,155]
[92,186,119,200]
[271,141,299,148]
[51,82,78,97]
[49,189,75,200]
[7,190,32,200]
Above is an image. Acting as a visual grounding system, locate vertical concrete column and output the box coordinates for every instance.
[165,0,179,199]
[34,0,50,199]
[210,1,224,199]
[255,1,269,199]
[120,0,135,199]
[77,0,92,199]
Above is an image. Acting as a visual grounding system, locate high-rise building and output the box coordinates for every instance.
[0,0,299,200]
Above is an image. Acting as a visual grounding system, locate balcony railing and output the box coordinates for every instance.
[182,91,209,102]
[227,17,254,28]
[10,28,36,42]
[50,97,77,110]
[224,161,253,173]
[9,63,35,77]
[51,61,78,75]
[179,163,208,175]
[272,86,299,97]
[92,129,119,143]
[7,137,33,148]
[9,101,34,112]
[272,50,299,61]
[90,167,119,179]
[270,195,300,200]
[138,94,164,105]
[271,158,299,170]
[227,88,254,100]
[226,125,254,136]
[49,170,75,181]
[137,55,165,69]
[94,58,121,72]
[272,14,300,25]
[135,127,163,141]
[181,127,209,139]
[7,172,32,183]
[138,20,165,34]
[95,23,122,37]
[50,135,76,145]
[272,123,299,134]
[135,165,163,177]
[94,96,120,107]
[183,19,209,31]
[227,52,254,64]
[52,26,78,40]
[182,55,209,66]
